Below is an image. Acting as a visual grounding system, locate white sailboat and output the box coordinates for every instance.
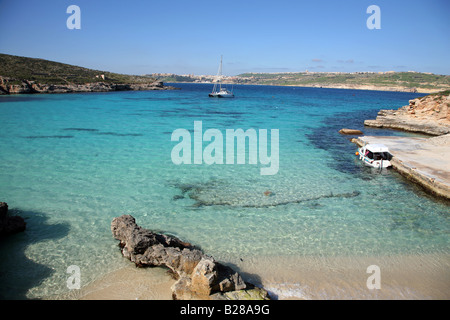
[209,55,234,98]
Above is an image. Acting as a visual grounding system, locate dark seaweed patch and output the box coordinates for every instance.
[306,109,377,175]
[24,135,74,139]
[63,128,99,132]
[96,132,143,137]
[171,180,360,208]
[189,190,361,208]
[206,111,246,115]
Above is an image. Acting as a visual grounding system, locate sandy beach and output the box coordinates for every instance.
[55,264,175,300]
[62,253,449,300]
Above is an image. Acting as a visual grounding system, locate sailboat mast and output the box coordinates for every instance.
[209,55,233,97]
[219,55,223,91]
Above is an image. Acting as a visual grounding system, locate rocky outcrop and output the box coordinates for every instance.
[0,202,26,237]
[364,92,450,136]
[339,128,363,135]
[111,215,269,300]
[0,76,178,95]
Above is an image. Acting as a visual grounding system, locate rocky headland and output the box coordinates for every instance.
[0,76,177,95]
[0,53,179,95]
[364,91,450,136]
[111,215,270,300]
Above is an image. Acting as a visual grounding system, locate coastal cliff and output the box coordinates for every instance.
[364,91,450,135]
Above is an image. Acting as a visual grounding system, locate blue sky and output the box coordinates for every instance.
[0,0,449,75]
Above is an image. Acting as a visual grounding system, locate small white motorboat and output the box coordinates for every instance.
[356,144,392,168]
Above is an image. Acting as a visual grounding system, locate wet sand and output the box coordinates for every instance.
[57,264,175,300]
[235,254,450,300]
[62,253,449,300]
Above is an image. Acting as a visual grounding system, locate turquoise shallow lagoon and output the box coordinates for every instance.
[0,84,448,299]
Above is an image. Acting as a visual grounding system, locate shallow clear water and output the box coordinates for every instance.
[0,84,448,299]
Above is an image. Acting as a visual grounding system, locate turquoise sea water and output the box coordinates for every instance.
[0,84,448,299]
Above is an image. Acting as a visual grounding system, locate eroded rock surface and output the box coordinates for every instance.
[0,76,177,94]
[111,215,268,300]
[364,92,450,135]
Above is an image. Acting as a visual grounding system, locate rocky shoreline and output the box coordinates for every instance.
[351,135,450,200]
[364,91,450,136]
[352,91,450,200]
[0,77,178,95]
[111,215,270,300]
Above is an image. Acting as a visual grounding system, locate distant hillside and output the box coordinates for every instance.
[236,71,450,93]
[0,53,156,86]
[0,53,178,94]
[151,70,450,93]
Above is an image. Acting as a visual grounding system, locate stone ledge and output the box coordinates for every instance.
[351,136,450,200]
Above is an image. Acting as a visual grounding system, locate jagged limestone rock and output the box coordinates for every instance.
[111,215,269,300]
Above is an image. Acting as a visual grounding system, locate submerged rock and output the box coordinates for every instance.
[211,286,270,300]
[111,215,268,300]
[189,191,360,208]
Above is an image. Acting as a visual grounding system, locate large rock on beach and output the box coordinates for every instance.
[0,202,26,237]
[111,215,266,300]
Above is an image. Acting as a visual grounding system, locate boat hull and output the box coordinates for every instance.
[209,93,234,98]
[359,156,391,168]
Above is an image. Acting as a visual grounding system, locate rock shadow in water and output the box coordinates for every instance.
[0,208,70,299]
